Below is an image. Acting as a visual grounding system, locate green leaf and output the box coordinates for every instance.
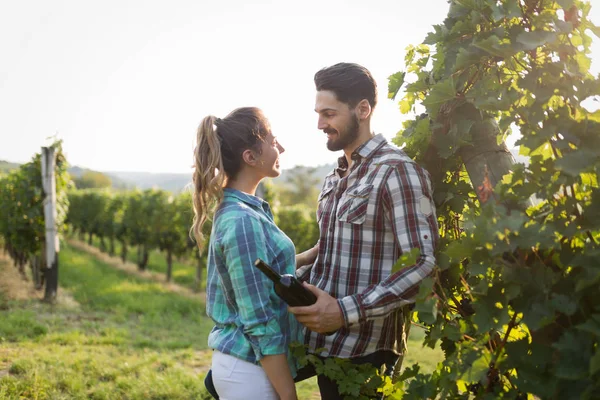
[506,1,521,18]
[516,30,557,51]
[422,78,456,111]
[461,352,489,383]
[442,323,462,341]
[472,35,516,58]
[489,3,504,22]
[399,98,412,114]
[574,53,591,73]
[575,315,600,337]
[555,150,598,176]
[472,301,494,332]
[388,71,406,101]
[415,296,437,325]
[550,294,577,316]
[454,47,484,71]
[391,247,421,274]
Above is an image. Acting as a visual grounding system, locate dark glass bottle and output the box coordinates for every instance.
[254,258,317,307]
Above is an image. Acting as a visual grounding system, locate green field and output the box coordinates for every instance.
[87,235,202,291]
[0,243,442,399]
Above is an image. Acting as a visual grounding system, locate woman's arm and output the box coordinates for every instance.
[295,242,319,269]
[220,215,297,398]
[260,354,297,400]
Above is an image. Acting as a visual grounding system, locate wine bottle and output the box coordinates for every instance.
[254,258,317,307]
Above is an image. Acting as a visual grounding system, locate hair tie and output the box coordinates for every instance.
[214,117,222,125]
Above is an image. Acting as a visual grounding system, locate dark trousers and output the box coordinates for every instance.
[293,350,399,400]
[204,369,220,399]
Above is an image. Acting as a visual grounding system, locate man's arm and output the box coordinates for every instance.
[337,161,439,326]
[295,242,318,270]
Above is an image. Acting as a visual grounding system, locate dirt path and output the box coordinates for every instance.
[66,239,206,302]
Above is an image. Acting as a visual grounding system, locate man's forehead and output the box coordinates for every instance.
[315,90,343,112]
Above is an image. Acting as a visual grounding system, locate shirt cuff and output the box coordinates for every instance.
[246,319,288,360]
[338,295,365,327]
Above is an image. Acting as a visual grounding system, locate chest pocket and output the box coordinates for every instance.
[337,184,373,225]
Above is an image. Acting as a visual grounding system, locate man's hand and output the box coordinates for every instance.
[288,282,344,334]
[295,243,319,269]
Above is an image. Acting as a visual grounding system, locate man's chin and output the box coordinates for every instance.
[326,140,343,152]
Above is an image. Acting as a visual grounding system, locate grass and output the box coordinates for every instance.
[87,236,201,290]
[0,243,213,399]
[0,242,443,399]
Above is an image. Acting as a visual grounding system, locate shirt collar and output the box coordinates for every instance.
[335,133,388,172]
[223,188,270,213]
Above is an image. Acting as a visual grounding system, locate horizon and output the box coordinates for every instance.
[1,1,599,174]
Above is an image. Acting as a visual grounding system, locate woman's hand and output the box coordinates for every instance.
[295,242,319,269]
[260,354,297,400]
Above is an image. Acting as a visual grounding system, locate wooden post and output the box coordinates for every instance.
[41,146,59,302]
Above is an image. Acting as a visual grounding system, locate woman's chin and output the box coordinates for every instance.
[270,168,282,178]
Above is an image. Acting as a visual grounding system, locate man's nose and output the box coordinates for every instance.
[277,142,285,154]
[317,117,327,130]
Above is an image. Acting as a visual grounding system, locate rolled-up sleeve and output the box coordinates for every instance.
[338,161,439,326]
[221,215,287,358]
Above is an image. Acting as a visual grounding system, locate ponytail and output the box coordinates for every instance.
[191,115,225,249]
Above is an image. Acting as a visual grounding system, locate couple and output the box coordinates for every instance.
[191,62,439,400]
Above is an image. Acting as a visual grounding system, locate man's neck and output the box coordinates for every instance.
[342,130,375,172]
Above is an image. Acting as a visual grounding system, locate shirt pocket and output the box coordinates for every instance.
[337,184,373,225]
[317,185,335,223]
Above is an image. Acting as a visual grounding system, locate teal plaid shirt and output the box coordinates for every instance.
[206,188,302,376]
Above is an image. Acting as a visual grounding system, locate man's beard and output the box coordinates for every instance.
[326,114,360,152]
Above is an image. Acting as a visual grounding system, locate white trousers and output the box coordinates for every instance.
[211,350,279,400]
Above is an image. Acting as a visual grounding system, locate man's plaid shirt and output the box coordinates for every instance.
[206,189,302,376]
[297,134,439,358]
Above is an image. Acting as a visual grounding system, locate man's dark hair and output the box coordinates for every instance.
[314,62,377,110]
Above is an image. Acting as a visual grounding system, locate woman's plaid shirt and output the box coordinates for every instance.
[297,134,439,358]
[206,189,302,375]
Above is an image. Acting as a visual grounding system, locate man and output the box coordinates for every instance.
[289,62,439,399]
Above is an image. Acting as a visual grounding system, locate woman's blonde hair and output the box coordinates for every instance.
[190,107,269,248]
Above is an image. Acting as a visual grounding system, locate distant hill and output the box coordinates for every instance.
[0,160,131,189]
[108,163,337,193]
[1,147,527,193]
[0,160,21,174]
[106,171,193,193]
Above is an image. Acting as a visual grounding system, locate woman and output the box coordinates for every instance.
[191,107,317,400]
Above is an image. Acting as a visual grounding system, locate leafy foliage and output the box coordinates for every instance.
[385,0,600,398]
[0,141,70,284]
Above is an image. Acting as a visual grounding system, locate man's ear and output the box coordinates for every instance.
[356,99,372,121]
[242,149,258,167]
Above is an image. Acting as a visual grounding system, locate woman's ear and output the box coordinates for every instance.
[242,149,258,167]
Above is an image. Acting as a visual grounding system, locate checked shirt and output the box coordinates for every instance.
[206,188,302,376]
[297,134,439,358]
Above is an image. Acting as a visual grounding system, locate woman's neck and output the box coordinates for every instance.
[225,169,261,196]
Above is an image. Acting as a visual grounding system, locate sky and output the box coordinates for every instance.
[1,0,599,174]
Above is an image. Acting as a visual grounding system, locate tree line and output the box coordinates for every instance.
[65,184,319,290]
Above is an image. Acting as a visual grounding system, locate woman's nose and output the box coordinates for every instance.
[277,142,285,154]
